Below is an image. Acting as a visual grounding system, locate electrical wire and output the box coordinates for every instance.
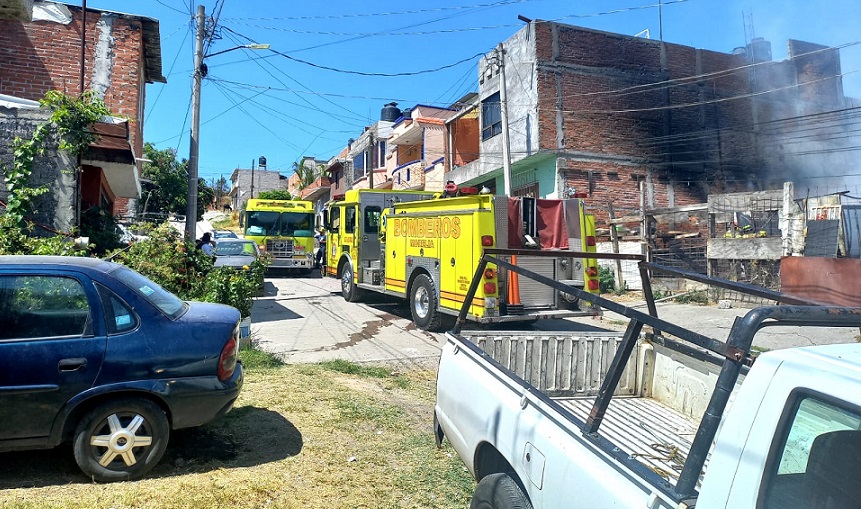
[146,24,192,120]
[219,29,370,123]
[154,0,189,16]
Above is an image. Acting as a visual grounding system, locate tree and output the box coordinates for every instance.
[138,143,213,221]
[257,189,293,201]
[212,176,229,206]
[291,157,324,194]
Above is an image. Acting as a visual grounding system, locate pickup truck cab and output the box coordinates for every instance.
[435,249,861,508]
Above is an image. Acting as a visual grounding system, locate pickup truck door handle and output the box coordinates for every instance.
[58,358,88,372]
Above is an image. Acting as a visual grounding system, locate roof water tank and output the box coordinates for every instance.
[381,102,401,122]
[747,37,772,63]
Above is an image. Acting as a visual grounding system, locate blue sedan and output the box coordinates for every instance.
[0,256,244,482]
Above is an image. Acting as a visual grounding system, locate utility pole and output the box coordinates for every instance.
[368,132,375,190]
[497,43,513,196]
[250,158,255,198]
[185,4,205,241]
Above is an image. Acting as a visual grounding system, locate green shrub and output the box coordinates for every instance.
[598,266,616,294]
[674,289,710,305]
[0,215,86,256]
[108,222,267,317]
[79,206,123,255]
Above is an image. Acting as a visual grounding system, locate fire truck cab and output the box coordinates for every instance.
[244,199,316,272]
[323,186,600,330]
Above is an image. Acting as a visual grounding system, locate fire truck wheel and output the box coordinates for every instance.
[341,264,364,302]
[410,274,441,331]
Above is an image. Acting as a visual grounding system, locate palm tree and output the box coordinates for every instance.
[292,157,324,194]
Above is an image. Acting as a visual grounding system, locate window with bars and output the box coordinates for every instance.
[481,92,502,141]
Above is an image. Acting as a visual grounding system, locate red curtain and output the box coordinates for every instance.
[506,198,569,249]
[536,199,569,249]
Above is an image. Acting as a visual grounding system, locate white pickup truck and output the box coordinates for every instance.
[435,249,861,509]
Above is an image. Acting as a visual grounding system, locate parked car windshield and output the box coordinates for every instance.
[110,266,186,319]
[217,241,257,257]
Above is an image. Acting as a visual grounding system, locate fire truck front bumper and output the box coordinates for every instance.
[269,257,313,269]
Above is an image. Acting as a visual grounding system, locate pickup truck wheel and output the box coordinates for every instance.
[471,473,532,509]
[341,264,363,302]
[73,398,169,482]
[410,274,441,331]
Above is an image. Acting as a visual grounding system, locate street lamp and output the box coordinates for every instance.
[185,4,269,241]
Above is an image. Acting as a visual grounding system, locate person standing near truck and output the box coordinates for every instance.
[314,227,326,269]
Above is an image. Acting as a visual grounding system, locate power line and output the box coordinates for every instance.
[146,23,192,120]
[219,29,369,124]
[154,0,189,15]
[221,1,538,21]
[266,45,486,78]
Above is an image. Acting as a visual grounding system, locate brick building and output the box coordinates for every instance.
[446,21,852,229]
[0,0,164,227]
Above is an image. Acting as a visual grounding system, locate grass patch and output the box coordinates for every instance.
[335,397,405,428]
[320,359,411,389]
[240,343,285,370]
[0,363,472,509]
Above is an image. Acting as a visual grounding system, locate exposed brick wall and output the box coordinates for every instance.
[0,8,146,154]
[525,23,848,228]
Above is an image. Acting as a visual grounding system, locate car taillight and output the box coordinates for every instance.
[586,236,596,246]
[588,280,600,291]
[484,268,496,279]
[481,235,494,246]
[586,267,599,277]
[484,282,497,295]
[218,337,238,381]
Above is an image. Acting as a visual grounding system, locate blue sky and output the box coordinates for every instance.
[83,0,861,183]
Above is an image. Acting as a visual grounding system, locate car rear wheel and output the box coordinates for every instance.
[470,473,533,509]
[73,398,169,482]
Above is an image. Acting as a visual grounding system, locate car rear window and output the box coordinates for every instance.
[110,266,186,319]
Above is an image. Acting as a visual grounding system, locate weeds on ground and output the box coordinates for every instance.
[673,290,710,305]
[320,359,411,388]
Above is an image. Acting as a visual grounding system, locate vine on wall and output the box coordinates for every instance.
[2,90,112,226]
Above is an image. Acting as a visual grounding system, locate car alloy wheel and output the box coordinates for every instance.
[73,398,169,482]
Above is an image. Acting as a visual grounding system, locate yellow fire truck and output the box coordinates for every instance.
[323,185,600,330]
[243,199,316,272]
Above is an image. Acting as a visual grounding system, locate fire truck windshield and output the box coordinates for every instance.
[246,211,314,237]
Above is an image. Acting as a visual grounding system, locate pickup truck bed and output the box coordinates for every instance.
[559,396,701,484]
[463,330,706,487]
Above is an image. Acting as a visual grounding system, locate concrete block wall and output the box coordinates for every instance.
[0,107,76,234]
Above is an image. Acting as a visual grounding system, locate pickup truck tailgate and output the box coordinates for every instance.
[461,331,637,397]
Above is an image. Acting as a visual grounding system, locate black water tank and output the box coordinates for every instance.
[381,102,401,122]
[747,37,772,63]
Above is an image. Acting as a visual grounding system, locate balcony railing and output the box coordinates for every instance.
[392,160,424,189]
